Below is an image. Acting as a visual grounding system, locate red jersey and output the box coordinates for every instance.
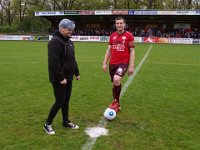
[109,31,134,64]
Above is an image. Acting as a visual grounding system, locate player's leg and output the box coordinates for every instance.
[109,65,122,112]
[109,64,128,112]
[112,64,128,103]
[113,75,122,103]
[109,75,122,112]
[109,64,116,101]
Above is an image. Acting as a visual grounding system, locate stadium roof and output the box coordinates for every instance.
[35,10,200,29]
[35,10,200,17]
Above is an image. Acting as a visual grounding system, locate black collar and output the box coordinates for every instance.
[53,30,70,42]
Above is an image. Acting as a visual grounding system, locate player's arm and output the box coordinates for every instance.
[128,44,135,76]
[102,45,112,73]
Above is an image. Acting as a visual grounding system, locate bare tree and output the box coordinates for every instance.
[48,0,77,10]
[124,0,133,9]
[0,0,3,25]
[1,0,16,25]
[132,0,157,9]
[133,0,141,9]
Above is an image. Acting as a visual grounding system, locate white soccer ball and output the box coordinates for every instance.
[104,108,116,120]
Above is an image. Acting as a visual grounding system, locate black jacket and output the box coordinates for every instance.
[48,31,79,82]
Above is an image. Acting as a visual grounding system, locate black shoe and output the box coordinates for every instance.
[63,121,79,129]
[43,123,55,135]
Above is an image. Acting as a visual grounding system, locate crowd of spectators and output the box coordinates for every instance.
[132,28,200,38]
[73,27,200,38]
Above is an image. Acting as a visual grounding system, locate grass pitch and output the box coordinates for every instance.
[0,41,199,150]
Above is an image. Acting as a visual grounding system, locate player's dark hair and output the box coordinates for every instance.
[115,16,126,23]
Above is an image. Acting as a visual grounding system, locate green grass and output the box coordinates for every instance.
[0,41,199,150]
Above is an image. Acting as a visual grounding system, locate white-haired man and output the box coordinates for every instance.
[44,19,80,135]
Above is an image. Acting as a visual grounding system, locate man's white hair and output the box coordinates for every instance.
[58,19,75,31]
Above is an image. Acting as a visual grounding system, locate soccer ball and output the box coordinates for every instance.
[104,108,116,120]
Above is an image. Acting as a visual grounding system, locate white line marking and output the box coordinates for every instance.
[120,44,153,96]
[85,127,108,138]
[82,44,153,150]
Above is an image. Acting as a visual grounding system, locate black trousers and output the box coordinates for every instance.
[46,80,72,124]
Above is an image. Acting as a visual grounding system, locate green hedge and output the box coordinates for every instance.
[0,25,19,33]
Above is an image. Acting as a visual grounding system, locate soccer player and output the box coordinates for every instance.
[102,16,135,113]
[44,19,80,135]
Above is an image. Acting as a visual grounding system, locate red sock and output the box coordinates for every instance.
[113,84,121,103]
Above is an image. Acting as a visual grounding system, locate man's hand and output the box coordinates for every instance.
[102,64,107,73]
[60,78,67,84]
[128,66,134,76]
[75,75,80,80]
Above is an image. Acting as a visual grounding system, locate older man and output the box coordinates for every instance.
[44,19,80,135]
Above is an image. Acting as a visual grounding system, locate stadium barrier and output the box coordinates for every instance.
[0,35,33,40]
[0,35,200,44]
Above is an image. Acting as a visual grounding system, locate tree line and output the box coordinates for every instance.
[0,0,199,33]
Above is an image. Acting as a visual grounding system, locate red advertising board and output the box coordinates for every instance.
[112,10,128,15]
[143,37,169,43]
[80,11,95,15]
